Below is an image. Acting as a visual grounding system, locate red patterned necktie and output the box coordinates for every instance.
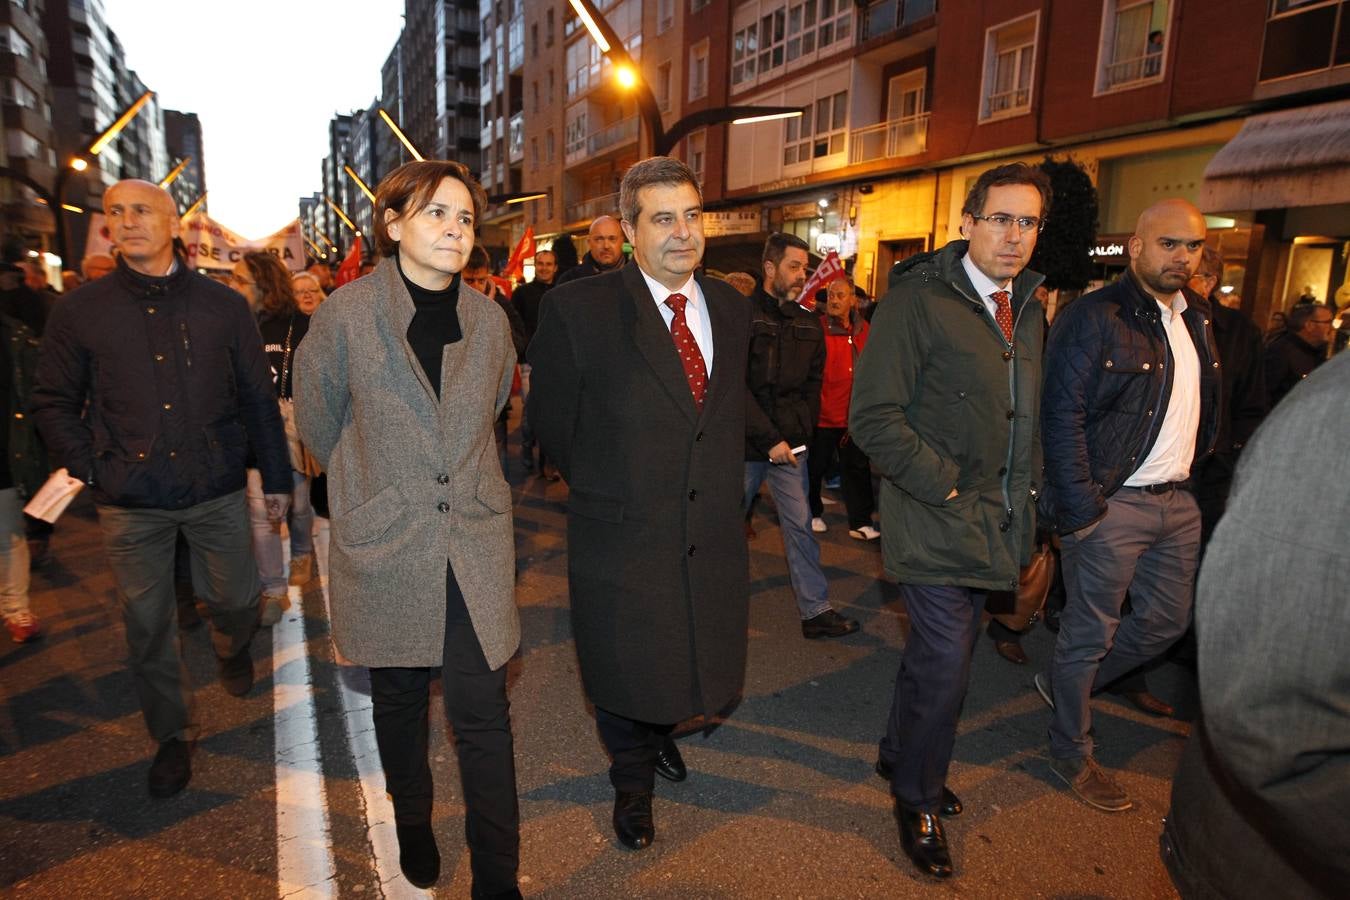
[991,290,1014,344]
[665,293,707,409]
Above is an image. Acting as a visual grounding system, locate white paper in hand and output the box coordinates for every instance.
[23,468,85,524]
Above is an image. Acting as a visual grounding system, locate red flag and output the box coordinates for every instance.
[797,250,845,311]
[336,236,363,287]
[504,226,535,280]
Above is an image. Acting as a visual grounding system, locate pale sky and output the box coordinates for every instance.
[104,1,406,239]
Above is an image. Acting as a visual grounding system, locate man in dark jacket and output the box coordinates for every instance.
[511,250,556,474]
[1263,301,1331,408]
[744,233,857,639]
[528,157,762,853]
[0,311,47,643]
[29,179,291,799]
[553,214,627,285]
[1037,199,1220,814]
[851,163,1049,879]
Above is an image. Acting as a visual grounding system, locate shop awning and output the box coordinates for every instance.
[1199,98,1350,212]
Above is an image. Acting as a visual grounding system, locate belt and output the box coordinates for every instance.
[1127,480,1191,495]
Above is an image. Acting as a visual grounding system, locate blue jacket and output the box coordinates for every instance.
[1039,271,1220,534]
[30,258,289,510]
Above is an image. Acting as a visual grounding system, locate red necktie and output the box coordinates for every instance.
[991,290,1014,344]
[665,293,707,410]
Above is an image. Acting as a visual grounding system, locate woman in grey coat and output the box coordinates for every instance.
[294,160,521,898]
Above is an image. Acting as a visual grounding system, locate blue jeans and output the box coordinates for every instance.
[1047,487,1200,760]
[744,453,831,620]
[246,468,314,596]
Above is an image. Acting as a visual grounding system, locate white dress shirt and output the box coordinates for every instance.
[1125,292,1201,486]
[960,252,1013,320]
[640,269,714,376]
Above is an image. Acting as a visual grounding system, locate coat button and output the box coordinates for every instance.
[146,306,156,314]
[437,474,449,485]
[163,402,172,410]
[1142,363,1151,370]
[998,466,1008,476]
[695,431,703,441]
[999,521,1010,532]
[12,412,21,420]
[169,451,177,458]
[1006,409,1015,419]
[437,502,450,513]
[688,489,697,500]
[687,545,696,556]
[1147,409,1154,416]
[1002,350,1013,361]
[154,354,165,362]
[1105,359,1114,368]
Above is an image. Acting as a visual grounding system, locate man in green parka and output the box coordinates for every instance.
[850,163,1050,880]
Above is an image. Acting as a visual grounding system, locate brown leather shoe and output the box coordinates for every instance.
[1122,690,1174,718]
[994,639,1028,665]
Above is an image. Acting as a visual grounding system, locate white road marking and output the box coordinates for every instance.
[273,572,336,896]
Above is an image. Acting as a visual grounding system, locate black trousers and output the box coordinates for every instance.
[806,426,875,528]
[595,707,675,794]
[369,563,519,893]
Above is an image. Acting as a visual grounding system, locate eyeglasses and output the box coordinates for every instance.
[970,213,1046,234]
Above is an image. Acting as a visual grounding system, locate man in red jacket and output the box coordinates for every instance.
[808,277,878,540]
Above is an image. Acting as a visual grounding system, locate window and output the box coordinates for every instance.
[783,89,847,164]
[1096,0,1169,92]
[734,0,853,87]
[546,129,556,163]
[1259,0,1350,81]
[546,9,555,45]
[687,129,707,184]
[1,25,33,60]
[5,128,40,159]
[531,137,539,170]
[566,38,601,98]
[658,0,675,33]
[531,23,539,58]
[3,77,38,109]
[657,61,673,111]
[565,112,588,158]
[692,0,711,10]
[980,13,1038,121]
[689,40,709,100]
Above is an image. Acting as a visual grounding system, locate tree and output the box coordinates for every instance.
[1030,155,1099,292]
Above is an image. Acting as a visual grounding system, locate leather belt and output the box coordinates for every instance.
[1127,480,1191,495]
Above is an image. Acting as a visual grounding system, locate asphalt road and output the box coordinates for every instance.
[0,432,1193,899]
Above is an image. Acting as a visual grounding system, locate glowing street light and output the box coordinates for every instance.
[344,165,376,204]
[159,156,192,189]
[378,109,424,162]
[324,196,360,235]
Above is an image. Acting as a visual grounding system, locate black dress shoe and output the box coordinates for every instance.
[654,735,687,782]
[994,639,1028,665]
[873,759,963,818]
[612,790,654,850]
[801,609,860,639]
[1121,690,1175,718]
[218,643,253,697]
[472,885,523,899]
[148,738,192,798]
[395,822,441,888]
[896,806,953,879]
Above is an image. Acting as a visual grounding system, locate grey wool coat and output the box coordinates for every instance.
[293,257,520,670]
[526,265,755,725]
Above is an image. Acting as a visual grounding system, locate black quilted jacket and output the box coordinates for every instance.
[1039,271,1220,534]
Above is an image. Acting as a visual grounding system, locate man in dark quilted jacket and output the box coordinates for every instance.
[1036,199,1219,815]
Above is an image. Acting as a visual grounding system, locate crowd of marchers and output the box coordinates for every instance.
[1,151,1345,900]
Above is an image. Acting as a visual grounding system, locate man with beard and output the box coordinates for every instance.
[554,215,627,285]
[744,233,857,639]
[1036,199,1220,813]
[1264,301,1332,408]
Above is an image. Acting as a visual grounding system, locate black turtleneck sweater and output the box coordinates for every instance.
[401,260,462,399]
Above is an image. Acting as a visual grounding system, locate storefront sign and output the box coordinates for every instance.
[702,209,764,237]
[1090,236,1129,263]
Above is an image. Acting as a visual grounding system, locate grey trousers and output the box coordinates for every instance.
[1047,487,1200,760]
[97,490,259,743]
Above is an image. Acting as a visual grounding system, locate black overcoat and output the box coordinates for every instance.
[526,264,752,724]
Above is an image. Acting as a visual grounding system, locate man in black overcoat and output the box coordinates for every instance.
[528,156,768,852]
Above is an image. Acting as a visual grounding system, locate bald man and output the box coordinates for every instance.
[554,214,627,285]
[1035,199,1220,811]
[30,179,291,798]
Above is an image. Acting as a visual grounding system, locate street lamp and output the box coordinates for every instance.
[53,89,156,262]
[567,0,802,158]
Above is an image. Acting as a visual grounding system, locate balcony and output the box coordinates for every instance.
[862,0,936,42]
[986,86,1029,117]
[508,112,525,163]
[565,116,639,164]
[848,113,929,164]
[1101,50,1163,91]
[565,191,619,225]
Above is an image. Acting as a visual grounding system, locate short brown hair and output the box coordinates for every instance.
[241,251,296,316]
[373,160,487,258]
[961,162,1053,220]
[619,156,702,225]
[762,232,810,268]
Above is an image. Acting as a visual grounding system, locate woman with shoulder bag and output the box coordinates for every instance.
[228,251,316,626]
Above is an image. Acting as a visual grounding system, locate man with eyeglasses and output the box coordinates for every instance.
[1036,199,1220,814]
[850,162,1051,879]
[1264,301,1332,408]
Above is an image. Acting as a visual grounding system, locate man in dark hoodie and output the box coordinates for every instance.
[851,163,1050,880]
